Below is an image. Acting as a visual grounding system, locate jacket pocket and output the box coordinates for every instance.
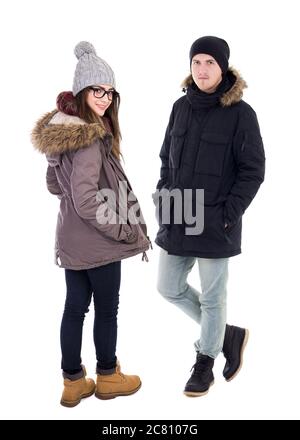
[122,223,138,243]
[224,217,242,245]
[194,132,229,176]
[169,128,186,169]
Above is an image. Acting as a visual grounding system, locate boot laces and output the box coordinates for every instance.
[115,366,126,380]
[191,357,210,376]
[222,338,231,358]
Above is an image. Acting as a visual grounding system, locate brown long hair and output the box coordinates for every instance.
[75,88,122,160]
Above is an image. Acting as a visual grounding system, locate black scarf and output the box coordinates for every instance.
[186,70,236,110]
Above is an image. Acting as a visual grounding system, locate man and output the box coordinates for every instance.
[154,36,265,396]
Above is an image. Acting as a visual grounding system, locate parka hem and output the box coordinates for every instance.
[154,239,241,259]
[57,245,150,270]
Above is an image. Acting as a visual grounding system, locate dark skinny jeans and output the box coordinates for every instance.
[60,261,121,374]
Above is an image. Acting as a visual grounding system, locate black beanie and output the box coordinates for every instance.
[189,36,230,74]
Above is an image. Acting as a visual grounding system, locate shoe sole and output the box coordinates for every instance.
[226,329,249,382]
[184,381,214,397]
[60,387,96,408]
[95,382,142,400]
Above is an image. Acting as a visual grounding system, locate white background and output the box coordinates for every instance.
[1,0,299,420]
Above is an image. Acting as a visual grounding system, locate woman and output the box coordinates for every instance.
[32,41,150,407]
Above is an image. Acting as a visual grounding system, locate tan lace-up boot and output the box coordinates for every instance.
[95,362,141,400]
[60,366,95,407]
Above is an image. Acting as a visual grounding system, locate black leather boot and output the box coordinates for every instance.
[222,324,249,381]
[184,353,214,397]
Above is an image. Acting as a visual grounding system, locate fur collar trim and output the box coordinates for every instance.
[181,67,247,107]
[31,110,108,155]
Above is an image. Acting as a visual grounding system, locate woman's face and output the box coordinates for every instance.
[86,84,114,116]
[191,54,223,93]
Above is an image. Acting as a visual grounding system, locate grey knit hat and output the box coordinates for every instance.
[72,41,116,96]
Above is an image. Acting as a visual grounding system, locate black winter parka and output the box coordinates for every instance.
[154,68,265,258]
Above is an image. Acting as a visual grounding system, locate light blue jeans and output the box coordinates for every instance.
[157,249,229,359]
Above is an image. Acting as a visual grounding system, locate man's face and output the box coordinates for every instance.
[191,53,223,93]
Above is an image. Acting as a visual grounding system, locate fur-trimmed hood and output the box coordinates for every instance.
[31,110,108,156]
[181,67,247,107]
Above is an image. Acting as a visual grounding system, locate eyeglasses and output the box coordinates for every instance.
[89,86,119,101]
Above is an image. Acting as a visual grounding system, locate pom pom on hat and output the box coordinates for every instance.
[74,41,96,59]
